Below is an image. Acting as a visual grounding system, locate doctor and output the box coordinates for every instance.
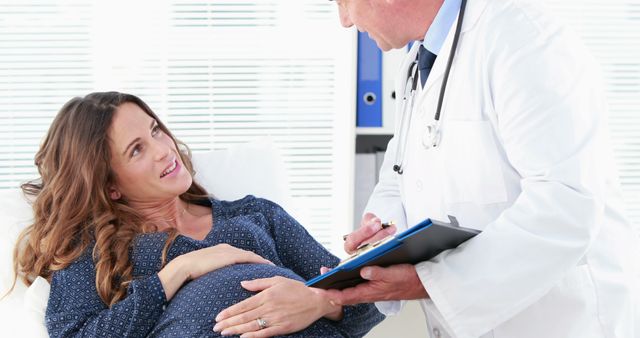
[328,0,638,337]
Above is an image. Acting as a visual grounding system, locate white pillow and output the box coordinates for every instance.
[192,137,292,210]
[0,189,34,292]
[22,277,50,337]
[191,137,308,225]
[0,189,43,335]
[0,137,296,336]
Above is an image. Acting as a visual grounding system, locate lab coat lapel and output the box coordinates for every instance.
[419,0,488,98]
[420,27,455,96]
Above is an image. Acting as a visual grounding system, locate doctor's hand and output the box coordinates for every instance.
[213,276,342,338]
[344,213,397,254]
[324,264,428,305]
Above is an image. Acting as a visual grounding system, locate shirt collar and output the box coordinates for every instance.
[422,0,462,55]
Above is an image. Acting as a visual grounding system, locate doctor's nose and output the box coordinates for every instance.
[337,3,353,28]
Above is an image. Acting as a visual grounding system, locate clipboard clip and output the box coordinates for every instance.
[336,217,458,268]
[432,215,459,228]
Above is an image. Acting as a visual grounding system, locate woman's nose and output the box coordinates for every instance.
[152,140,172,161]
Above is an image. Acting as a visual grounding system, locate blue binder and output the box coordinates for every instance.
[306,216,480,290]
[356,32,383,127]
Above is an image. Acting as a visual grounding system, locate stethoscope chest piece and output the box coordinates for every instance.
[392,0,466,175]
[422,123,441,149]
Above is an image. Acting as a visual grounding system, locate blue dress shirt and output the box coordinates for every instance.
[422,0,462,55]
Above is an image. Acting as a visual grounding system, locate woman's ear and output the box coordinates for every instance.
[109,187,121,200]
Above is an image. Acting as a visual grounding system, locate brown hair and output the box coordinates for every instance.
[9,92,208,306]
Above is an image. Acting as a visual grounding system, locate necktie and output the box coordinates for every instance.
[418,45,437,88]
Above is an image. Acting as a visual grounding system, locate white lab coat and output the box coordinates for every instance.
[364,0,639,337]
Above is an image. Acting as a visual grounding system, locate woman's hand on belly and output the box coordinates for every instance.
[181,244,274,280]
[158,244,273,300]
[213,276,343,337]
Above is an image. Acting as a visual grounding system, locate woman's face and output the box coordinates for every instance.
[108,102,192,203]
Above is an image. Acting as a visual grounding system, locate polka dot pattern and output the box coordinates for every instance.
[45,196,384,337]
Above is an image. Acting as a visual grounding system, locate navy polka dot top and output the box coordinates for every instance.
[45,196,385,337]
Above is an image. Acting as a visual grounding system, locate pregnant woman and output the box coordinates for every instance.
[10,92,384,337]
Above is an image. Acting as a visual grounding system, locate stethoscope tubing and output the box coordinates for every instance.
[393,0,468,175]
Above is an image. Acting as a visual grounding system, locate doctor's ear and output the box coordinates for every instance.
[108,187,121,200]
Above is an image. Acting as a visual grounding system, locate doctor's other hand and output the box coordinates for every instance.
[325,264,428,306]
[344,212,397,254]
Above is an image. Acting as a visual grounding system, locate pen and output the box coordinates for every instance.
[342,221,395,241]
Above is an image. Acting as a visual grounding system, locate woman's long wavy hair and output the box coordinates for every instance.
[10,92,208,306]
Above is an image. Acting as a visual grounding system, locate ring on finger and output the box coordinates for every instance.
[256,317,268,330]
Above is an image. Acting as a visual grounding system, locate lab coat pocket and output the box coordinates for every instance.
[441,120,508,205]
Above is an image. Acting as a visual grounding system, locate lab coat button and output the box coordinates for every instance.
[416,180,423,191]
[433,328,442,337]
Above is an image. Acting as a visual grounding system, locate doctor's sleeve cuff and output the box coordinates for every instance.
[374,300,406,316]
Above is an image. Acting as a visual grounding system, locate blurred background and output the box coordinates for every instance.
[0,1,638,336]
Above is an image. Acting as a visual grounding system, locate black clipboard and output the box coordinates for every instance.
[306,216,480,290]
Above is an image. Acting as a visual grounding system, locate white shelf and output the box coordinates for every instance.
[356,127,395,136]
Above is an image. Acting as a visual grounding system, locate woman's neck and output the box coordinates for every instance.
[130,197,189,230]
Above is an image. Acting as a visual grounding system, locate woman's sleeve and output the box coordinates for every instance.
[45,252,167,338]
[259,198,386,337]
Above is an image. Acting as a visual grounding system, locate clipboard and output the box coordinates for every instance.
[306,216,480,290]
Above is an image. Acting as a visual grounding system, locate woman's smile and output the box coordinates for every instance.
[160,158,180,179]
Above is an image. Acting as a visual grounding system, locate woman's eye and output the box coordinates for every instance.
[131,145,141,157]
[151,125,161,136]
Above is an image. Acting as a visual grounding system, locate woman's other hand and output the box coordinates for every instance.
[181,244,274,280]
[213,276,343,337]
[158,244,273,301]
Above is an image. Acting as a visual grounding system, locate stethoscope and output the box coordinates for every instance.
[393,0,467,175]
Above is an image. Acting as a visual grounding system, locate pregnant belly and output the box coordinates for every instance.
[149,264,304,337]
